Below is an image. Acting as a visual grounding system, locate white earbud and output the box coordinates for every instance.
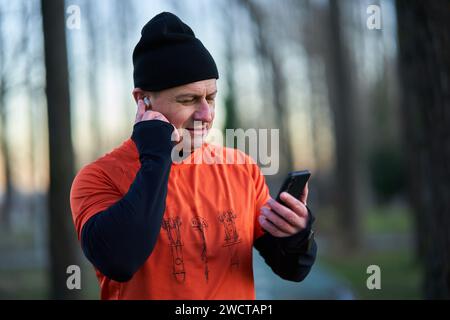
[143,96,151,108]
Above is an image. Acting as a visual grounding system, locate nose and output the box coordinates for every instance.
[193,98,214,123]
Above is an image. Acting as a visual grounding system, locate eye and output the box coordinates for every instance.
[179,98,195,104]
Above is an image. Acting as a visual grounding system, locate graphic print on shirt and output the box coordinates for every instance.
[218,210,241,270]
[191,216,209,282]
[161,216,186,283]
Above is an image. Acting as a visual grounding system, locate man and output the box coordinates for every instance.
[70,12,316,300]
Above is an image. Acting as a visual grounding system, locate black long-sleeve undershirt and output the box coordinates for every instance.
[80,120,317,283]
[254,207,317,282]
[81,120,174,282]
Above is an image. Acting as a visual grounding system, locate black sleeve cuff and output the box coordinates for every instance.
[131,120,175,161]
[277,206,315,253]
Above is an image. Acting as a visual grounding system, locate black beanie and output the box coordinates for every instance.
[132,12,219,91]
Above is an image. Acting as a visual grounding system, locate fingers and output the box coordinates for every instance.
[258,215,291,237]
[267,198,306,228]
[279,192,309,219]
[260,207,298,234]
[134,102,180,142]
[141,110,169,122]
[135,99,170,123]
[135,99,168,123]
[260,183,310,238]
[135,99,146,123]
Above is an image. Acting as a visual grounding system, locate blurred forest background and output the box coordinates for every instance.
[0,0,449,299]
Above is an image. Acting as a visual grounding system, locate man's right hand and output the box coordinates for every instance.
[134,99,180,142]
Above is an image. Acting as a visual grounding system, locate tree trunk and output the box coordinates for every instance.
[223,4,239,133]
[84,0,102,158]
[41,0,80,299]
[396,0,450,299]
[323,0,363,251]
[0,79,13,231]
[0,7,14,231]
[113,0,136,142]
[23,0,39,235]
[239,0,294,173]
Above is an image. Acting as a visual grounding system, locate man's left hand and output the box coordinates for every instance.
[259,184,309,238]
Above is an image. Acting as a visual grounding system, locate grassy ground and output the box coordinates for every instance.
[320,250,422,299]
[316,203,413,235]
[365,205,413,234]
[0,268,48,299]
[0,263,100,299]
[318,203,423,299]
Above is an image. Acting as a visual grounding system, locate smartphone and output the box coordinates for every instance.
[275,170,311,203]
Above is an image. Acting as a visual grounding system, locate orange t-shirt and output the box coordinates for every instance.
[70,138,270,300]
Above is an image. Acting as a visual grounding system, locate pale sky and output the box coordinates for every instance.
[0,0,398,193]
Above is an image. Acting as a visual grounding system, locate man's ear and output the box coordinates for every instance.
[132,88,144,104]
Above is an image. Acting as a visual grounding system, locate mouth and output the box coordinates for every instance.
[185,127,209,135]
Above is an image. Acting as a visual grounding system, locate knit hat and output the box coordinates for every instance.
[132,12,219,91]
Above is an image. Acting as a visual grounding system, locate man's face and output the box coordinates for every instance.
[133,79,217,150]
